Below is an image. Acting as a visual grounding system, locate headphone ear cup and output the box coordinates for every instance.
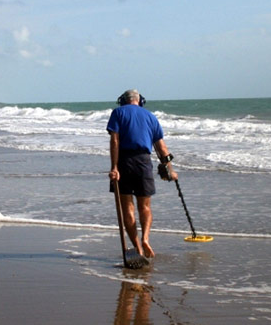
[120,94,127,106]
[139,95,146,107]
[117,94,127,106]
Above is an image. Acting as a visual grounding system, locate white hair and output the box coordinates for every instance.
[124,89,140,103]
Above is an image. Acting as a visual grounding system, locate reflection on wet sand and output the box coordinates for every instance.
[114,281,152,325]
[113,261,189,325]
[183,251,213,275]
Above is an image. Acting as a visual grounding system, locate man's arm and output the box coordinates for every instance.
[154,139,178,180]
[154,138,170,157]
[109,131,120,180]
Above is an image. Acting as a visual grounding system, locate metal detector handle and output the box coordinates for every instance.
[175,180,197,238]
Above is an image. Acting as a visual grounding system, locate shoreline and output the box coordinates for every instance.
[1,215,271,240]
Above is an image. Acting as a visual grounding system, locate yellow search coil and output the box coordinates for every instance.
[184,235,214,243]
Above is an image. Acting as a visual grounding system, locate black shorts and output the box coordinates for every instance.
[110,151,155,197]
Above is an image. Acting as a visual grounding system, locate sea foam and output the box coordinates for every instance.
[1,105,271,173]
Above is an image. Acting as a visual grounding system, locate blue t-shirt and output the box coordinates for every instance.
[106,104,163,154]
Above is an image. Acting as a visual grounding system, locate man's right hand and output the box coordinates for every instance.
[109,168,120,181]
[158,163,178,182]
[171,170,178,181]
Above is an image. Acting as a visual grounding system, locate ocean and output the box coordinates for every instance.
[1,97,271,174]
[0,98,270,233]
[1,98,271,323]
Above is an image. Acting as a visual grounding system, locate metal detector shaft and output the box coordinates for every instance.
[175,180,197,238]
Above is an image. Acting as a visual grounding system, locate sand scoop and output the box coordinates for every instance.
[113,179,149,269]
[175,180,213,243]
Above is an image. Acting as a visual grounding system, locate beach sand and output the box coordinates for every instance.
[1,147,271,324]
[0,225,172,325]
[1,224,271,325]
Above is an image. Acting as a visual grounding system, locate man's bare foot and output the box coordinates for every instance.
[142,240,155,258]
[136,246,144,256]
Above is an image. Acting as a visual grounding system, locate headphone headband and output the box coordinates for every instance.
[117,93,146,107]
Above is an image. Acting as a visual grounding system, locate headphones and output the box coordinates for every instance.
[117,93,146,107]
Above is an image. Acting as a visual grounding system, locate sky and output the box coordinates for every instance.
[0,0,271,103]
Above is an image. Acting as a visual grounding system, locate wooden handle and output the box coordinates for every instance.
[113,179,127,262]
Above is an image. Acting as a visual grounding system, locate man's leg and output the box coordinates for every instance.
[137,196,155,258]
[120,194,143,255]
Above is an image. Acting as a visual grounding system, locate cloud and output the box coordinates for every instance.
[19,49,53,66]
[259,27,271,37]
[118,28,131,38]
[37,59,53,67]
[85,45,97,55]
[19,49,33,58]
[254,13,271,25]
[13,26,29,43]
[12,26,53,67]
[0,0,24,6]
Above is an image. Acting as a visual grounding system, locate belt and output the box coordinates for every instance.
[119,149,150,156]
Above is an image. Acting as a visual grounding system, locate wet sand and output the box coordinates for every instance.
[1,224,271,325]
[0,225,171,325]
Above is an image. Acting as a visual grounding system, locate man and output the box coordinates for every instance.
[107,89,177,258]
